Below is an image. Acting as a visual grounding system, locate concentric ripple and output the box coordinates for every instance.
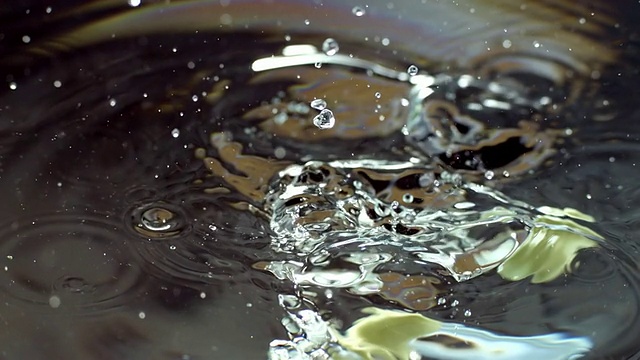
[0,213,145,313]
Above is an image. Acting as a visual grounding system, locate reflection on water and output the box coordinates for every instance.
[1,0,640,359]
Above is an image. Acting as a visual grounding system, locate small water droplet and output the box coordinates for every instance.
[22,35,31,44]
[53,80,62,88]
[274,146,287,159]
[313,109,335,129]
[138,311,146,319]
[437,297,447,306]
[374,92,381,99]
[128,0,141,6]
[109,99,117,107]
[171,128,180,138]
[49,295,61,309]
[310,99,327,111]
[352,6,365,16]
[9,82,17,90]
[314,62,322,68]
[464,309,472,317]
[304,19,310,25]
[402,193,414,203]
[407,65,419,76]
[192,95,199,102]
[322,38,339,56]
[484,170,495,180]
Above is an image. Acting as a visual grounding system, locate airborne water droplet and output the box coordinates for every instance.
[352,6,365,16]
[171,128,180,138]
[313,109,335,129]
[310,99,327,111]
[484,170,495,180]
[322,38,339,56]
[407,64,419,76]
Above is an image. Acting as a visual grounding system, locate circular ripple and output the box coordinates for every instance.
[0,213,145,313]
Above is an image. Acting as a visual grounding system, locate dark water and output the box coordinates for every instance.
[1,1,640,359]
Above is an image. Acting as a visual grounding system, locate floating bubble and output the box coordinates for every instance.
[313,109,335,129]
[322,38,339,56]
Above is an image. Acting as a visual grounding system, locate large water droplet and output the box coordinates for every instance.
[313,109,335,129]
[132,204,187,238]
[310,99,327,111]
[352,6,365,16]
[322,38,339,56]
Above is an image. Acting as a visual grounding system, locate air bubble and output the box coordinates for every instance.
[407,65,419,76]
[402,193,414,203]
[310,99,327,111]
[322,38,339,56]
[313,109,335,129]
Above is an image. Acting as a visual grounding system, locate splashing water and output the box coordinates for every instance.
[1,1,640,359]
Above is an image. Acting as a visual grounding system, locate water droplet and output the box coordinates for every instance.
[313,109,335,129]
[53,80,62,88]
[192,95,199,102]
[49,295,61,309]
[310,99,327,111]
[274,146,287,159]
[171,128,180,138]
[322,38,339,56]
[407,65,419,76]
[437,297,447,306]
[304,19,310,25]
[464,309,472,317]
[8,82,17,90]
[140,207,176,232]
[128,0,141,6]
[314,62,322,68]
[402,193,414,203]
[22,35,31,44]
[352,6,366,16]
[374,92,381,99]
[138,311,146,319]
[484,170,495,180]
[109,99,117,107]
